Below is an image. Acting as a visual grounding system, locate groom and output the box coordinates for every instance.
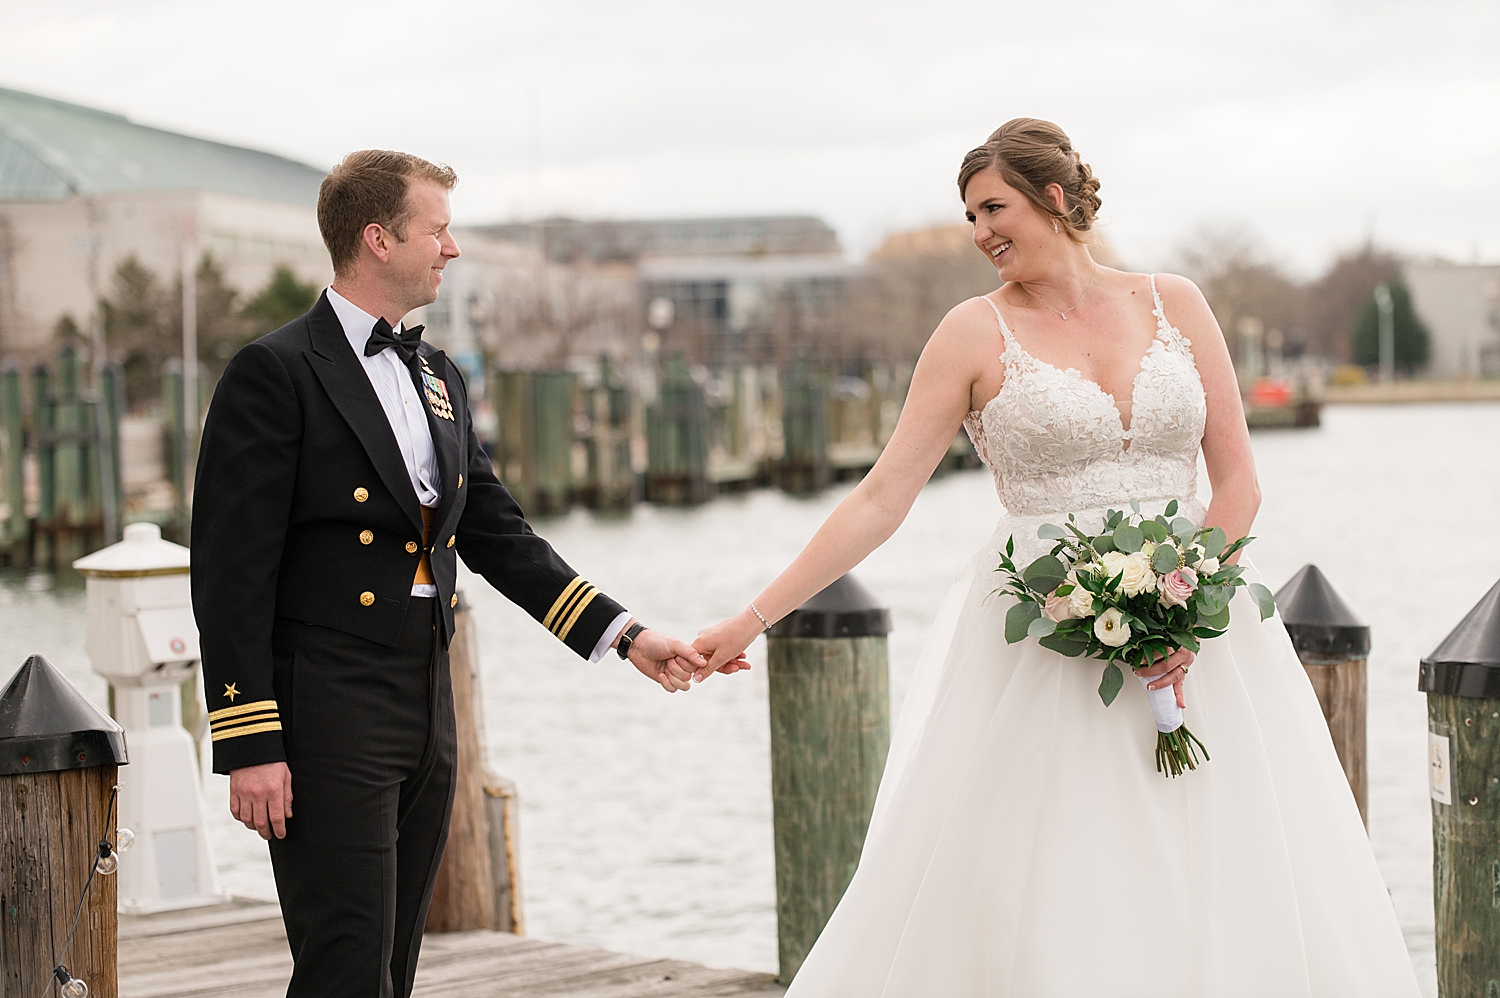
[191,150,714,998]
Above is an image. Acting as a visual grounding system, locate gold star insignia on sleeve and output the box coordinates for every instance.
[223,683,241,702]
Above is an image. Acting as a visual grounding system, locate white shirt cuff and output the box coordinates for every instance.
[589,611,633,664]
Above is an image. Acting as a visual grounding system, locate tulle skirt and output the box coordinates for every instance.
[786,502,1420,997]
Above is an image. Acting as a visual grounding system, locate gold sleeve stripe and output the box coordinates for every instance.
[210,720,283,742]
[556,587,601,643]
[211,711,279,731]
[549,583,594,637]
[208,699,279,723]
[543,577,587,631]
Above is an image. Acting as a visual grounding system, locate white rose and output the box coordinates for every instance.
[1094,607,1130,647]
[1067,573,1097,617]
[1118,551,1157,597]
[1141,540,1157,557]
[1100,551,1128,580]
[1200,557,1220,576]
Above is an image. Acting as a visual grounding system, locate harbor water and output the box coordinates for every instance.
[7,402,1499,996]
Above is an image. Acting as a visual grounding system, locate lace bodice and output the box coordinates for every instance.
[963,275,1207,519]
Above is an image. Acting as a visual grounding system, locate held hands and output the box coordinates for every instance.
[229,761,293,840]
[621,626,748,692]
[691,608,765,683]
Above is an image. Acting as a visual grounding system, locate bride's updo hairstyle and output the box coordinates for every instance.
[958,118,1102,240]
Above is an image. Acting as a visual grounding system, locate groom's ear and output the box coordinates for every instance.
[361,222,394,264]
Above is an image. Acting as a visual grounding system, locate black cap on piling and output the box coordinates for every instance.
[1274,564,1371,663]
[1419,578,1500,698]
[0,654,128,776]
[768,574,892,639]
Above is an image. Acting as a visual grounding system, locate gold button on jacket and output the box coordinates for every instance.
[446,536,455,548]
[359,530,374,545]
[405,541,419,554]
[457,474,463,488]
[360,591,376,606]
[450,594,458,608]
[353,487,369,502]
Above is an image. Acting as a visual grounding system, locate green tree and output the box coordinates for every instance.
[177,253,247,377]
[1351,279,1430,373]
[241,265,318,342]
[100,255,173,408]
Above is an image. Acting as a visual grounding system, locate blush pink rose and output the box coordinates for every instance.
[1044,592,1076,622]
[1158,565,1199,609]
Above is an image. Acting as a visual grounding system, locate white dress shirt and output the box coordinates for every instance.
[326,288,628,661]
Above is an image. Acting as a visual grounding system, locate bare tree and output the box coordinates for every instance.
[481,259,637,369]
[1174,226,1306,362]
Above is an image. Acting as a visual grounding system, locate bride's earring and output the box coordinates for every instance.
[1053,219,1060,234]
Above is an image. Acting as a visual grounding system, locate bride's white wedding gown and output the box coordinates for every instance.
[785,278,1420,996]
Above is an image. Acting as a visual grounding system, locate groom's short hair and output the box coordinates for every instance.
[318,150,458,275]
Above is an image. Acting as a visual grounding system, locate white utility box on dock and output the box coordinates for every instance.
[74,521,227,913]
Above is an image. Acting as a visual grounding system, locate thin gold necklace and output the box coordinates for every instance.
[1027,261,1098,321]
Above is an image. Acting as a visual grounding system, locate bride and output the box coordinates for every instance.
[692,119,1421,996]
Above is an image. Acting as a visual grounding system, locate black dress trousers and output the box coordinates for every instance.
[268,597,456,998]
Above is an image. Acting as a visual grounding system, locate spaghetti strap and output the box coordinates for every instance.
[981,294,1019,351]
[1148,274,1167,326]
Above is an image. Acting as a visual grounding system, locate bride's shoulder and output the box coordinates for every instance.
[925,293,1005,350]
[1120,271,1224,346]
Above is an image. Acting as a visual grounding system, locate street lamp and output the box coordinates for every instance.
[1373,283,1395,384]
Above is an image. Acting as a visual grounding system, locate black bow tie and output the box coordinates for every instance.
[364,318,425,365]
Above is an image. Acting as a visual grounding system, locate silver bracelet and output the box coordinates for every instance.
[748,601,772,631]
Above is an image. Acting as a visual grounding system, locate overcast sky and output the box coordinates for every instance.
[3,0,1496,274]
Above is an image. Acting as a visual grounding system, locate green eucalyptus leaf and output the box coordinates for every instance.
[1130,499,1141,514]
[1037,522,1068,540]
[1247,582,1276,621]
[1140,520,1168,544]
[1218,565,1246,582]
[1022,554,1067,595]
[1165,499,1179,517]
[1005,601,1042,643]
[1027,615,1058,638]
[1098,663,1124,706]
[1201,527,1227,561]
[1113,524,1144,553]
[1197,605,1231,630]
[1151,544,1179,575]
[1039,632,1090,657]
[1170,631,1201,653]
[1093,535,1116,554]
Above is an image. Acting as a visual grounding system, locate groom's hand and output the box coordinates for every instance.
[229,761,293,840]
[623,627,708,693]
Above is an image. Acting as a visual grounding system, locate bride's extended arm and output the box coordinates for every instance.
[1155,274,1261,556]
[692,303,991,676]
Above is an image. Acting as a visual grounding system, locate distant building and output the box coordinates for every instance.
[1405,262,1500,379]
[472,216,854,365]
[0,85,331,360]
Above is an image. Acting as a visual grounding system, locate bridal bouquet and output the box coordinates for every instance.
[995,500,1276,777]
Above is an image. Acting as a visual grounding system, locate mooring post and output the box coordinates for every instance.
[425,593,524,934]
[1418,577,1500,996]
[777,359,829,495]
[1274,565,1371,825]
[0,364,27,563]
[645,354,709,505]
[1,654,129,998]
[766,573,891,984]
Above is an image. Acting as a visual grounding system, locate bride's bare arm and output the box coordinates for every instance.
[691,300,994,676]
[1153,274,1261,552]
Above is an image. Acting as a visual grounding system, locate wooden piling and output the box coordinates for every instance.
[490,370,577,516]
[775,360,828,495]
[426,594,525,935]
[645,355,710,505]
[1274,565,1370,825]
[580,356,635,510]
[1,654,129,998]
[1419,578,1500,996]
[0,365,27,564]
[766,574,891,984]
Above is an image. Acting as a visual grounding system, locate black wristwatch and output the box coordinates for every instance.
[615,621,647,660]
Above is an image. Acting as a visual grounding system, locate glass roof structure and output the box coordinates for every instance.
[0,86,324,205]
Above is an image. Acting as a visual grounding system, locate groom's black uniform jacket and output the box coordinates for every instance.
[191,292,625,775]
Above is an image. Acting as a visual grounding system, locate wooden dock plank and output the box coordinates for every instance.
[118,901,785,998]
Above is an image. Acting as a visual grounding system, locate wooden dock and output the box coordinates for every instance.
[119,899,786,998]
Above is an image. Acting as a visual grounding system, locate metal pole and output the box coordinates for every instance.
[181,214,198,504]
[1374,282,1395,384]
